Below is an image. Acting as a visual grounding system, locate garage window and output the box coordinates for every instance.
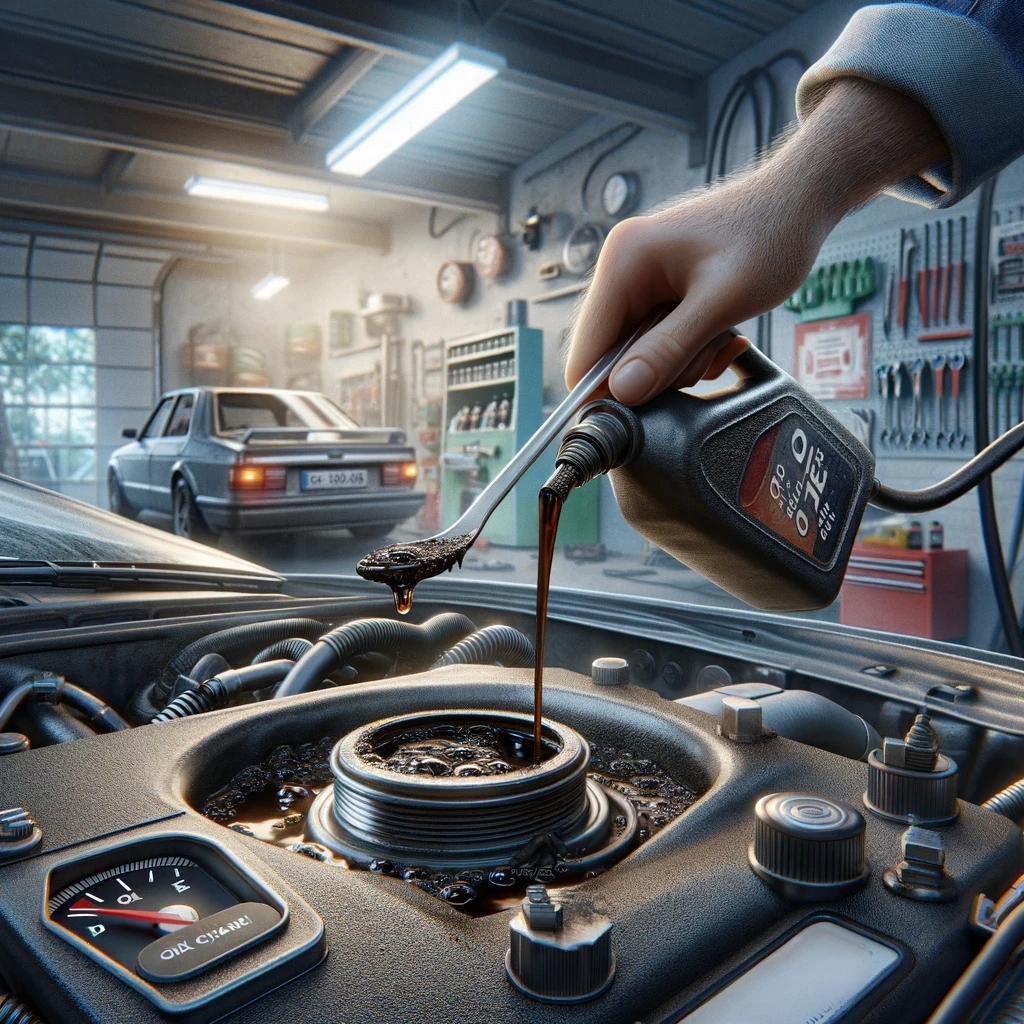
[0,324,97,486]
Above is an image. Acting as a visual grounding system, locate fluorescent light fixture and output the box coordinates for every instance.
[251,272,290,300]
[185,175,329,212]
[327,42,505,176]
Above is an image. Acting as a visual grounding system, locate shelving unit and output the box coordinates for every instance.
[441,325,597,547]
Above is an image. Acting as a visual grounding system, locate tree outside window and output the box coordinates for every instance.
[0,325,97,487]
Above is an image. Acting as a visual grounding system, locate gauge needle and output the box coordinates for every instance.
[68,900,195,926]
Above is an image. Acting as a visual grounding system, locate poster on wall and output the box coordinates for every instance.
[793,312,871,400]
[338,365,382,427]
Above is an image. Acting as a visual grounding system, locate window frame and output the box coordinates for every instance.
[164,393,195,439]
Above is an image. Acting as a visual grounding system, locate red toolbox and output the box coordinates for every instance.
[839,544,968,640]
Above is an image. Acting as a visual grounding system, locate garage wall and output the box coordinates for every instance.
[0,231,165,508]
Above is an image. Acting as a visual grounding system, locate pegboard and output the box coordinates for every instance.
[781,210,980,460]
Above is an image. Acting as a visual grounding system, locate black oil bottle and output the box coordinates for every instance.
[545,346,875,612]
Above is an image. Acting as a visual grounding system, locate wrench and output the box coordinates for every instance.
[909,357,927,446]
[948,352,967,447]
[891,360,906,445]
[930,354,947,445]
[877,363,892,444]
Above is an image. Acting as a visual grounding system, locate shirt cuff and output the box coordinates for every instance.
[796,3,1024,208]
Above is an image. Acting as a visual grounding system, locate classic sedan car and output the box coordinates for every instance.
[107,387,424,542]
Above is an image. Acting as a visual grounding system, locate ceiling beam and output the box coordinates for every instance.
[99,149,136,193]
[289,46,382,141]
[0,78,502,212]
[0,169,391,251]
[208,0,702,132]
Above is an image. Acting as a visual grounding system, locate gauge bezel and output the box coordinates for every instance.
[41,831,321,1019]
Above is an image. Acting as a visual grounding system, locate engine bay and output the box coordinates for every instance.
[2,580,1024,1023]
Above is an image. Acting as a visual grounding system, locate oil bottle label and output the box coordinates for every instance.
[738,413,856,566]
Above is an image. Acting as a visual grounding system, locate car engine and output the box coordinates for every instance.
[1,580,1024,1024]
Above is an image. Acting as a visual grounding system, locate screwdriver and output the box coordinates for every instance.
[957,216,967,324]
[919,222,931,328]
[942,218,953,324]
[932,220,942,325]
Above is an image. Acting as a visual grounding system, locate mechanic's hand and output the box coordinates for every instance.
[564,177,824,405]
[565,77,949,406]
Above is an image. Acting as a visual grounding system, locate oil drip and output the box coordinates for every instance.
[355,534,474,614]
[533,485,564,759]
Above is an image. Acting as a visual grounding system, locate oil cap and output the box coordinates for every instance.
[506,886,614,1003]
[591,657,630,686]
[749,793,869,901]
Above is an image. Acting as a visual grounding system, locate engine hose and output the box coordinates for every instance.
[0,990,44,1024]
[926,902,1024,1024]
[251,638,314,664]
[987,971,1024,1023]
[152,660,295,723]
[129,617,331,722]
[984,779,1024,822]
[431,626,535,668]
[274,613,475,700]
[0,669,125,734]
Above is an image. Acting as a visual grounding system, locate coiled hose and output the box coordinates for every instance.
[251,638,315,664]
[0,665,127,735]
[152,660,295,723]
[986,973,1024,1023]
[129,617,330,721]
[274,613,475,700]
[984,779,1024,822]
[431,625,535,668]
[0,989,43,1024]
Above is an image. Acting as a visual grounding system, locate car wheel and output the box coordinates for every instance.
[349,523,398,541]
[172,479,214,544]
[108,473,138,521]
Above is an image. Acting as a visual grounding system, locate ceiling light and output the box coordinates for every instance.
[185,176,329,212]
[251,272,290,300]
[326,42,505,177]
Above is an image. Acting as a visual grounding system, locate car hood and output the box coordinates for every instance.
[0,473,278,576]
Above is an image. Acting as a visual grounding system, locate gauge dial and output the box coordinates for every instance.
[601,171,639,218]
[473,234,510,279]
[49,857,241,971]
[562,222,605,276]
[437,260,474,304]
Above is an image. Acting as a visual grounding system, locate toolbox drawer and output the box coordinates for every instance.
[839,545,968,640]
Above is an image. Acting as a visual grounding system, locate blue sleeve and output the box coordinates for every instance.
[795,1,1024,208]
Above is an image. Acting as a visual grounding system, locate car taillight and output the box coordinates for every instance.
[230,464,286,490]
[382,461,417,486]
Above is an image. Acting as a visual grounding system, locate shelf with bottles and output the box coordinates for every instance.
[446,332,515,363]
[447,353,516,388]
[447,390,515,433]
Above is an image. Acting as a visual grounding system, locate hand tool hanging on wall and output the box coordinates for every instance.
[877,363,892,444]
[932,221,942,325]
[991,363,1005,439]
[957,216,967,325]
[892,359,906,445]
[931,354,947,445]
[883,263,894,339]
[910,357,927,446]
[919,223,931,328]
[943,218,954,324]
[898,229,914,336]
[949,352,967,447]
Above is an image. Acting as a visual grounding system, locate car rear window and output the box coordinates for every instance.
[215,392,359,436]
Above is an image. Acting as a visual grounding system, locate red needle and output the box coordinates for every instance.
[69,899,194,926]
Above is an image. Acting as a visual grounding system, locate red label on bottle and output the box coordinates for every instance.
[739,414,855,566]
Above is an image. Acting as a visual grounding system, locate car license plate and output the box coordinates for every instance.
[301,469,368,490]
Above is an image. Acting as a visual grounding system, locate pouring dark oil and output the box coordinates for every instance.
[533,487,563,759]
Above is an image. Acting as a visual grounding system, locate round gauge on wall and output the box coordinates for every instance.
[473,234,510,279]
[437,260,475,304]
[562,222,605,276]
[601,171,639,219]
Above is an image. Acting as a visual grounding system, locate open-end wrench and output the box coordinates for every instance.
[891,360,906,445]
[930,353,947,445]
[877,363,892,443]
[948,352,967,447]
[909,357,927,445]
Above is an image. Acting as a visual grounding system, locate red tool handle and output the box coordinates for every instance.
[956,262,965,322]
[918,270,930,328]
[898,280,908,330]
[950,369,961,399]
[931,267,941,323]
[942,264,952,323]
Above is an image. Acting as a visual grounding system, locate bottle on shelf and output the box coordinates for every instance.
[469,403,482,430]
[929,520,944,549]
[496,393,511,429]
